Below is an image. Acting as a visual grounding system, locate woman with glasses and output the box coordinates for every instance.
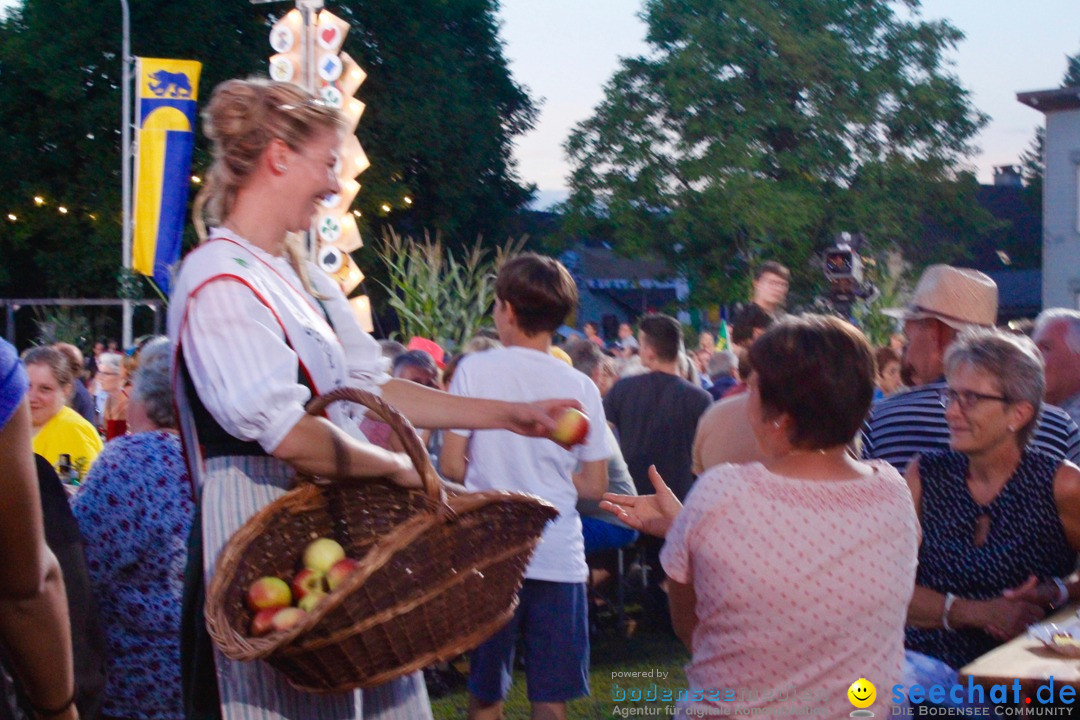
[602,315,919,717]
[95,352,128,440]
[904,328,1080,688]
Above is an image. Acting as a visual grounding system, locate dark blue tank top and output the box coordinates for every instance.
[906,448,1075,669]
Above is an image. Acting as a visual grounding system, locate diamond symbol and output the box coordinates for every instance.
[318,53,343,82]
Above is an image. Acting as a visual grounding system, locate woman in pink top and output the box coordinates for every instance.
[604,315,919,717]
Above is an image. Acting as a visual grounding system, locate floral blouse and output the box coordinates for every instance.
[71,431,193,720]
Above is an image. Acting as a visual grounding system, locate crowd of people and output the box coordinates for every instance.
[1,76,1078,720]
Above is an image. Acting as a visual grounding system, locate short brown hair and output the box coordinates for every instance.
[495,253,578,336]
[731,303,774,346]
[754,261,790,282]
[748,314,875,449]
[52,343,84,380]
[21,346,75,388]
[874,346,900,375]
[638,314,683,362]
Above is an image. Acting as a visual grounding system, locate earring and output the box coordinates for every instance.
[773,420,781,429]
[1007,425,1016,432]
[275,163,287,173]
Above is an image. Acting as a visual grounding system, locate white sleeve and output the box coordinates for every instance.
[308,266,390,394]
[574,379,611,463]
[180,279,310,453]
[445,355,475,438]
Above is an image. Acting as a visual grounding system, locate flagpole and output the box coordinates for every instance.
[120,0,133,348]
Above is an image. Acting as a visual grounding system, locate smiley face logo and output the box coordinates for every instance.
[847,678,876,709]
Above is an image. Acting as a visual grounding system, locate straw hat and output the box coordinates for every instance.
[882,265,998,330]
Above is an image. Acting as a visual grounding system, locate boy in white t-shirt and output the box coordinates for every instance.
[440,253,609,720]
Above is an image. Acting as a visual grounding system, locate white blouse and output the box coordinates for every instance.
[169,229,389,453]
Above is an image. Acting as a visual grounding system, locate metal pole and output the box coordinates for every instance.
[297,0,324,93]
[298,0,323,258]
[120,0,133,348]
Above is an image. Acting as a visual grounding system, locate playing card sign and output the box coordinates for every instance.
[265,3,370,311]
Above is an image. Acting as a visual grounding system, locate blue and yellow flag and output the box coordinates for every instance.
[132,58,202,296]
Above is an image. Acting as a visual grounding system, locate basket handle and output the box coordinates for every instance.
[305,386,446,511]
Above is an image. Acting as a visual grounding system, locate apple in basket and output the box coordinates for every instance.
[326,557,361,592]
[292,568,326,600]
[246,576,292,612]
[550,408,590,446]
[303,538,346,574]
[250,608,279,637]
[297,593,326,612]
[271,607,306,632]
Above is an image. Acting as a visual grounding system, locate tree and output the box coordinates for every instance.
[1065,48,1080,88]
[563,0,990,305]
[1020,125,1044,210]
[1021,47,1080,208]
[0,0,536,301]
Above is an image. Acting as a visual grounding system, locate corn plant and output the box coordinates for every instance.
[33,306,91,347]
[852,251,909,347]
[375,230,526,352]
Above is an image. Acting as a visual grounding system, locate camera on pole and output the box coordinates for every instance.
[822,232,878,316]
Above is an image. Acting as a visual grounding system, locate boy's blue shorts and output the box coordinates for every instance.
[468,579,590,703]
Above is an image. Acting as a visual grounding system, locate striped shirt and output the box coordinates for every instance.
[861,379,1080,473]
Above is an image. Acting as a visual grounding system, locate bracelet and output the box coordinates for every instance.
[942,593,958,632]
[1050,577,1070,610]
[27,689,76,718]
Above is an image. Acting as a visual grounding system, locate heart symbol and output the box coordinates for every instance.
[322,250,336,265]
[321,27,337,45]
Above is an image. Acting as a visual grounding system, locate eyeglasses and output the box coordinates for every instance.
[939,388,1012,412]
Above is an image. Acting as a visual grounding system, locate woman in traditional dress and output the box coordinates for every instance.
[169,77,575,720]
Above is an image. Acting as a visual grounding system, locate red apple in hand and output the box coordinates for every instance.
[250,608,279,636]
[326,557,361,591]
[550,408,590,446]
[292,568,326,600]
[271,607,306,631]
[303,538,346,573]
[246,576,292,612]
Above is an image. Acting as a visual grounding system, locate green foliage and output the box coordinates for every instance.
[563,0,990,305]
[32,306,91,346]
[1020,125,1044,211]
[851,252,907,347]
[0,0,536,299]
[1021,47,1080,213]
[1065,48,1080,88]
[374,230,524,351]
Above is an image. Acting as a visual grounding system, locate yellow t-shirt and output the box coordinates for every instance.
[549,346,572,365]
[32,406,104,479]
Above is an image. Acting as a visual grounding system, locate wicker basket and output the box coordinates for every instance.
[204,386,558,693]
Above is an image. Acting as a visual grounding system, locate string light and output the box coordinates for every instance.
[58,206,68,214]
[380,203,391,213]
[33,196,45,206]
[352,209,362,217]
[191,175,202,184]
[403,196,413,205]
[6,214,16,222]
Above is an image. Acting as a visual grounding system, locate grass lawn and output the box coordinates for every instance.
[429,627,691,719]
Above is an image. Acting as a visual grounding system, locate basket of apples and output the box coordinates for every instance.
[204,387,559,693]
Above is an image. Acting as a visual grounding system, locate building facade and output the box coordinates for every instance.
[1018,86,1080,309]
